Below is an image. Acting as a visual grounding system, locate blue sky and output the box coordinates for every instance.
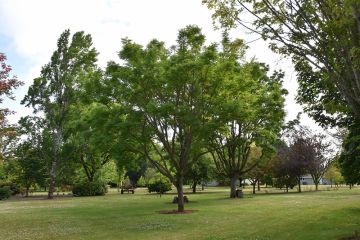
[0,0,319,130]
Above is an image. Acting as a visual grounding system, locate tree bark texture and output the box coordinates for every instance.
[192,182,197,194]
[176,178,185,212]
[48,131,61,199]
[230,176,237,198]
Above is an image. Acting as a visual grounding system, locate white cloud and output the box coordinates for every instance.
[0,0,321,130]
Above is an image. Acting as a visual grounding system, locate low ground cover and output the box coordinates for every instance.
[0,186,359,240]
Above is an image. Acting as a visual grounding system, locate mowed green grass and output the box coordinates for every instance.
[0,186,359,240]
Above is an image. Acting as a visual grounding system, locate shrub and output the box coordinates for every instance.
[0,182,20,195]
[0,186,11,200]
[72,182,108,197]
[147,180,172,194]
[108,181,118,188]
[137,176,146,187]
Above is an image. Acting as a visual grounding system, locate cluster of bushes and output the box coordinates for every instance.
[0,186,11,200]
[0,182,20,195]
[0,182,21,199]
[147,180,172,194]
[72,182,108,196]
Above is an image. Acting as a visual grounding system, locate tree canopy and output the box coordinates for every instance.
[106,25,226,211]
[204,0,360,127]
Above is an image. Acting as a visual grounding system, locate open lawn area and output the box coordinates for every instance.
[0,187,359,240]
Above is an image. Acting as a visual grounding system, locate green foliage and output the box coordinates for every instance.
[22,29,100,197]
[204,0,360,126]
[0,182,20,195]
[0,162,5,180]
[186,156,215,187]
[273,176,297,190]
[137,176,146,187]
[147,180,172,194]
[125,158,148,187]
[0,186,11,200]
[142,167,163,185]
[339,121,360,185]
[208,41,287,196]
[324,163,344,186]
[107,25,244,210]
[11,116,50,190]
[65,103,115,183]
[72,182,107,196]
[97,160,118,184]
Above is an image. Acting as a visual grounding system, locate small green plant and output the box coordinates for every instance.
[147,180,172,194]
[0,186,11,200]
[72,182,108,196]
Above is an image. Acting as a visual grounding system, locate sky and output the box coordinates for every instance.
[0,0,320,130]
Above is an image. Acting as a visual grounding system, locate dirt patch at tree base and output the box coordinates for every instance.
[157,210,198,214]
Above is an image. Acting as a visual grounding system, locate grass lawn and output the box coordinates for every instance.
[0,186,359,240]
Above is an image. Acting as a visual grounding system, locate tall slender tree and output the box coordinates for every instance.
[21,30,99,199]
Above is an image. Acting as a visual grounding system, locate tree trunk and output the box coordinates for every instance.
[298,178,302,193]
[25,186,29,197]
[176,178,185,212]
[252,182,256,194]
[230,176,237,198]
[89,173,95,182]
[201,183,204,191]
[257,179,260,191]
[192,181,196,194]
[48,156,58,199]
[238,177,243,188]
[314,177,320,191]
[286,186,289,193]
[48,131,61,199]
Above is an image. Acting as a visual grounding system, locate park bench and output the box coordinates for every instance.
[120,182,135,194]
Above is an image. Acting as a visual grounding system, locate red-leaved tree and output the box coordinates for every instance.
[0,53,23,161]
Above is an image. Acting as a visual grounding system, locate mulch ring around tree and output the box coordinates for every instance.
[156,210,198,214]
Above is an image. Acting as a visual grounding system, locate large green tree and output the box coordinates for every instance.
[14,116,49,196]
[107,25,226,212]
[65,103,114,183]
[22,30,99,198]
[208,48,287,198]
[204,0,360,126]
